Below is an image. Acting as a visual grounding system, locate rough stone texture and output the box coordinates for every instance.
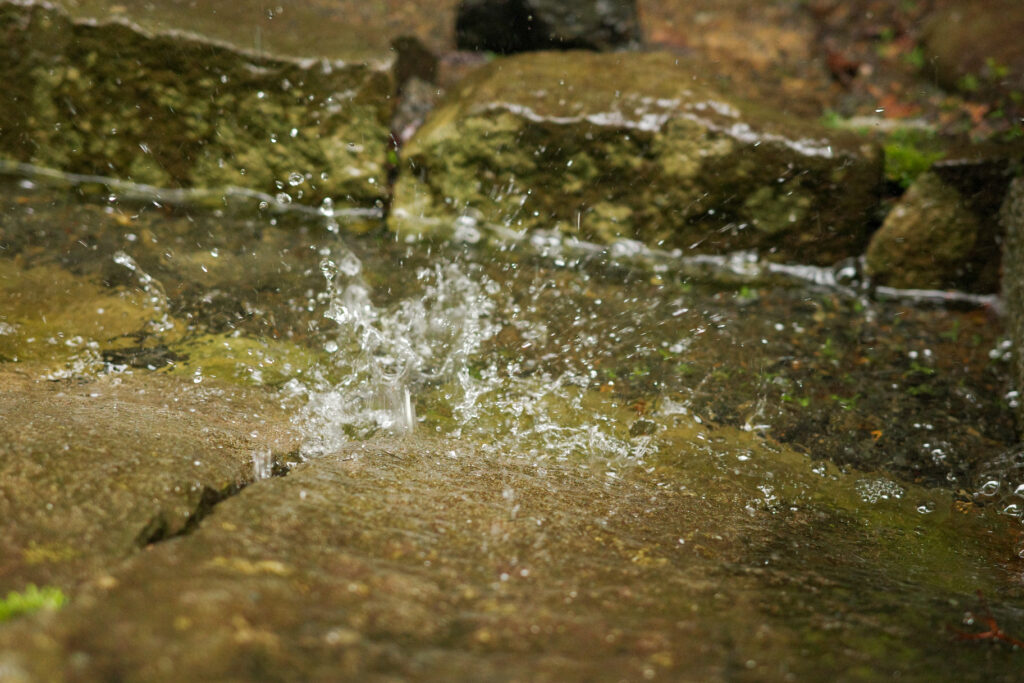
[923,0,1024,100]
[864,171,983,291]
[0,369,299,594]
[456,0,640,53]
[1002,176,1024,431]
[390,51,882,265]
[0,0,394,208]
[0,434,1018,680]
[54,0,459,60]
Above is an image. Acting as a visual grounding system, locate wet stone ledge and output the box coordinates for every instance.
[390,50,883,265]
[0,0,394,209]
[0,368,299,594]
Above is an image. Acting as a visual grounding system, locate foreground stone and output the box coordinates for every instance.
[0,0,393,207]
[0,368,299,594]
[390,51,881,265]
[1,428,1021,680]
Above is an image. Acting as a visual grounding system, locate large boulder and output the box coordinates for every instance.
[389,51,882,265]
[0,0,395,208]
[456,0,640,53]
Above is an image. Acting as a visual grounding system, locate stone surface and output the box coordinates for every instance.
[456,0,640,53]
[0,368,299,594]
[0,0,393,208]
[1,433,1020,680]
[864,171,982,291]
[1002,176,1024,432]
[390,51,881,265]
[54,0,459,60]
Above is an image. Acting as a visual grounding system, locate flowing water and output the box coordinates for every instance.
[3,174,1024,677]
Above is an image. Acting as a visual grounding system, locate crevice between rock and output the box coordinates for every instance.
[135,450,299,547]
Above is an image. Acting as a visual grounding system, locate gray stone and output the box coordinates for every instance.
[456,0,640,53]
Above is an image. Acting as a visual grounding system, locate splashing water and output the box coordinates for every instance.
[112,250,175,334]
[294,242,650,468]
[296,247,500,455]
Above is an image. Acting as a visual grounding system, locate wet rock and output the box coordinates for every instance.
[0,369,299,594]
[390,51,881,265]
[0,1,393,208]
[456,0,640,53]
[864,170,993,291]
[54,0,459,60]
[0,433,1020,679]
[922,0,1024,100]
[1002,176,1024,431]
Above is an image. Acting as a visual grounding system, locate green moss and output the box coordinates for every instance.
[0,585,66,622]
[167,334,323,386]
[882,129,945,188]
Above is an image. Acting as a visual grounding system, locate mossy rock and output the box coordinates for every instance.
[0,261,169,373]
[390,51,882,265]
[865,166,1014,293]
[168,333,323,387]
[0,1,393,208]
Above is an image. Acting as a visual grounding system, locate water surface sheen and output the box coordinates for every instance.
[1,179,1023,679]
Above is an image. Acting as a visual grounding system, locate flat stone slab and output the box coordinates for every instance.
[1,431,1020,679]
[0,368,299,594]
[54,0,459,61]
[390,51,881,264]
[0,0,395,208]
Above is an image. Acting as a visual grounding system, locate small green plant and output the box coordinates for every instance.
[903,46,926,70]
[0,584,67,622]
[958,74,980,93]
[882,128,944,188]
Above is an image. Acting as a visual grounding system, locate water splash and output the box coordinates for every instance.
[296,248,499,456]
[112,251,174,334]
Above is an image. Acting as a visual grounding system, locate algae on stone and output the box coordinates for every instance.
[390,51,881,265]
[0,1,393,208]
